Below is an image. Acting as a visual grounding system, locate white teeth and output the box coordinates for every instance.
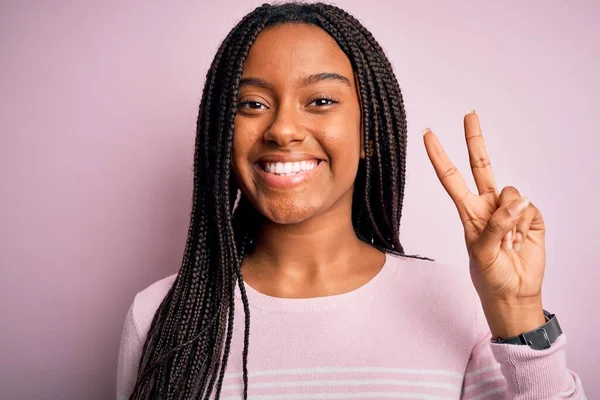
[263,160,319,175]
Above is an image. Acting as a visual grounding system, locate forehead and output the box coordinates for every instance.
[241,23,354,83]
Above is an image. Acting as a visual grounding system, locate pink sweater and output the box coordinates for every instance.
[117,254,585,399]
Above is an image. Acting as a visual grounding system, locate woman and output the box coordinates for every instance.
[117,2,585,399]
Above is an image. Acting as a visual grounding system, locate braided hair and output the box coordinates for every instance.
[130,2,432,399]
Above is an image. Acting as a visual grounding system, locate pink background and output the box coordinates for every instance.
[1,1,597,398]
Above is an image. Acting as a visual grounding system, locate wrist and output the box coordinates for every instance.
[480,297,546,340]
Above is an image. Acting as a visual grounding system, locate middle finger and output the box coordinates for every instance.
[464,110,498,196]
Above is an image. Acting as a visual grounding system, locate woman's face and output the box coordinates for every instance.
[232,23,363,224]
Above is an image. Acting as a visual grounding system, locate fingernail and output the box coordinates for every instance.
[508,197,530,217]
[422,127,431,135]
[514,242,521,251]
[465,108,476,116]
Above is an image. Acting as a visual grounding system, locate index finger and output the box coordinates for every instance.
[423,128,472,205]
[464,110,498,196]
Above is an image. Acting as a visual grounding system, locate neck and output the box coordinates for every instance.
[243,197,377,284]
[239,184,389,299]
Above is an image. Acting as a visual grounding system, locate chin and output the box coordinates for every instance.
[259,201,321,225]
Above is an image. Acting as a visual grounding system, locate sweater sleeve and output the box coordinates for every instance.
[460,302,586,399]
[116,302,143,400]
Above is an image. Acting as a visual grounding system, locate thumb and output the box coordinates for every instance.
[479,197,530,250]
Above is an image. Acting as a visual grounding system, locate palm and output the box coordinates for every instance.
[423,111,546,303]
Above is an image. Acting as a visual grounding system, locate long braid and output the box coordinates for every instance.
[212,20,272,400]
[130,2,432,399]
[349,15,410,239]
[187,13,271,399]
[203,15,270,400]
[308,10,387,247]
[316,6,398,250]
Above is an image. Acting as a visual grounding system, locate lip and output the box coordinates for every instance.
[254,160,325,189]
[255,153,325,163]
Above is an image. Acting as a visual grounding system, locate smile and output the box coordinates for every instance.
[254,159,325,188]
[260,160,319,176]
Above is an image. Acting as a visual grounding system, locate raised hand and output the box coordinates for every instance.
[423,110,546,339]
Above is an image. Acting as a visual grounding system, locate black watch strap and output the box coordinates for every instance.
[492,310,563,350]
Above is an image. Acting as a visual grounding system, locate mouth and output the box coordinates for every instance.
[254,158,326,188]
[258,159,323,176]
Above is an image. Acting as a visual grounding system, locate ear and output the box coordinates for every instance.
[360,138,373,159]
[360,135,374,158]
[360,123,366,159]
[355,73,367,159]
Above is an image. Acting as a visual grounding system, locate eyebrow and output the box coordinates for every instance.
[239,72,352,90]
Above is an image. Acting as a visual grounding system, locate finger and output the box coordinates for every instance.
[503,229,514,251]
[423,128,472,205]
[479,197,530,252]
[513,231,523,251]
[498,186,521,249]
[498,186,522,206]
[464,110,498,196]
[514,203,537,251]
[515,202,546,250]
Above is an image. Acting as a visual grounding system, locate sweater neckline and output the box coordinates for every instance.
[233,253,399,313]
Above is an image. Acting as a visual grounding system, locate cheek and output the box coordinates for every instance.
[232,119,264,193]
[324,103,361,147]
[233,117,263,156]
[322,115,362,173]
[325,118,361,191]
[231,124,251,186]
[233,116,255,152]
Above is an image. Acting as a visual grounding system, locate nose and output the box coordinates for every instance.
[263,103,306,147]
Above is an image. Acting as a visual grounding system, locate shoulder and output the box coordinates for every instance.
[130,273,178,340]
[117,273,178,397]
[387,254,480,330]
[392,254,476,299]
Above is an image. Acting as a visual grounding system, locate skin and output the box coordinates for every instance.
[232,23,547,340]
[232,23,384,299]
[424,116,546,338]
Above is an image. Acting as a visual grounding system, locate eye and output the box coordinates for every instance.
[237,100,268,110]
[308,96,339,107]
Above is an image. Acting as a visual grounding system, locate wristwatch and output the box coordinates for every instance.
[492,309,563,350]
